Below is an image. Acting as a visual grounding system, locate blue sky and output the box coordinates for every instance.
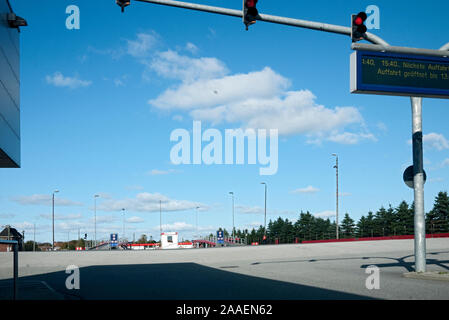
[1,0,449,242]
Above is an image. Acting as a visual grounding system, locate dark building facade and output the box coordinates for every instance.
[0,0,21,168]
[0,226,24,251]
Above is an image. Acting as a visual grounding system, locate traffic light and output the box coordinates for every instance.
[243,0,260,30]
[116,0,131,13]
[351,12,368,42]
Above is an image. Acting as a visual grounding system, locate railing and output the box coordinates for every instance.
[0,239,18,300]
[199,236,247,246]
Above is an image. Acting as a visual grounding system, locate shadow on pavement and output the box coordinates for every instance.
[251,251,449,273]
[0,262,375,300]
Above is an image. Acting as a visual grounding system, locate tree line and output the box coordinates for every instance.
[215,191,449,244]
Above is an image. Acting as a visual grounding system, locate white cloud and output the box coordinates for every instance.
[91,215,117,224]
[185,42,199,54]
[157,222,195,232]
[236,205,264,214]
[292,186,320,194]
[326,131,377,145]
[314,211,336,219]
[148,50,228,83]
[126,32,158,57]
[57,221,86,231]
[46,72,92,89]
[12,194,83,207]
[40,213,82,220]
[126,216,145,223]
[148,58,371,143]
[148,169,178,175]
[125,185,144,191]
[10,221,35,231]
[150,67,288,110]
[98,192,208,213]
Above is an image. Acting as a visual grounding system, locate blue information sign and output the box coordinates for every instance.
[217,231,224,244]
[110,233,118,247]
[351,50,449,99]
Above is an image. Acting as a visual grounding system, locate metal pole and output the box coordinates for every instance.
[261,183,267,236]
[52,193,54,251]
[134,0,388,46]
[336,156,339,240]
[411,97,426,273]
[94,195,99,247]
[229,192,235,241]
[122,208,126,241]
[33,223,35,252]
[13,242,18,300]
[196,206,200,239]
[332,154,339,240]
[159,200,162,236]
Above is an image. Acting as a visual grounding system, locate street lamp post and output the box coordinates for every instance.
[229,192,235,241]
[94,194,99,247]
[261,183,267,239]
[159,200,162,236]
[52,190,59,251]
[332,154,339,240]
[121,208,125,242]
[195,206,200,239]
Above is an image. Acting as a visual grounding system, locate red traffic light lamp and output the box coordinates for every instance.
[351,12,368,42]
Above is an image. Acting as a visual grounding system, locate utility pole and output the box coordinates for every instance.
[261,182,267,239]
[195,206,200,239]
[332,154,339,240]
[121,208,126,242]
[33,223,36,252]
[52,190,59,251]
[94,194,99,247]
[229,192,235,241]
[159,200,162,236]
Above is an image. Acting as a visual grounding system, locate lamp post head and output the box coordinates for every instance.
[53,190,59,194]
[94,194,99,198]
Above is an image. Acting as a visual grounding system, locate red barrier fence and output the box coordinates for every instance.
[301,233,449,244]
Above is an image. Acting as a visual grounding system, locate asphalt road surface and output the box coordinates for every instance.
[1,238,448,300]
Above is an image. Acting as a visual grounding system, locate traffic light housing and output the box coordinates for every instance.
[116,0,131,13]
[351,12,367,42]
[243,0,260,30]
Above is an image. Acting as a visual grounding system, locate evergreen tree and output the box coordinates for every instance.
[428,192,449,233]
[356,216,368,238]
[395,201,414,235]
[340,213,355,238]
[294,211,316,241]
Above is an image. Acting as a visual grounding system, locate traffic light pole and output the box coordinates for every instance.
[135,0,388,45]
[131,0,449,274]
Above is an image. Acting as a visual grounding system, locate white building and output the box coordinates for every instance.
[161,232,193,249]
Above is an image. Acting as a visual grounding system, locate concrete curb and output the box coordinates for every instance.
[403,271,449,282]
